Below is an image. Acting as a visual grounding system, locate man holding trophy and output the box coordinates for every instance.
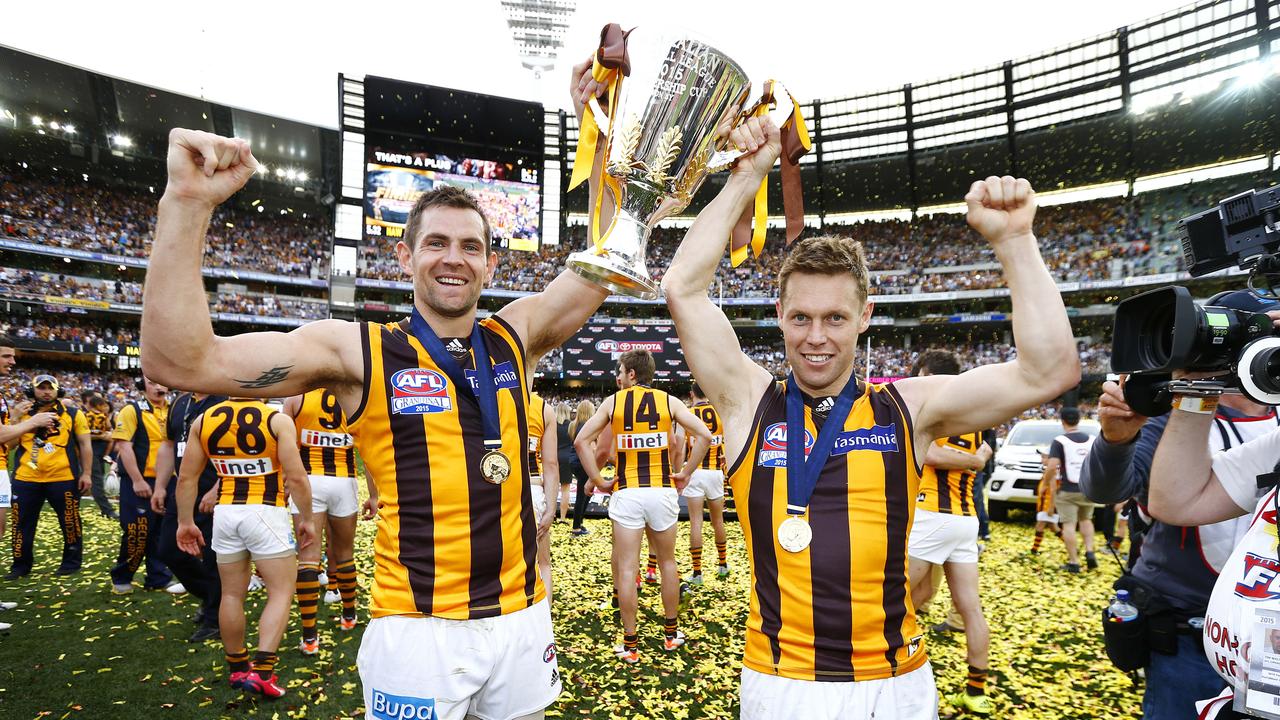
[141,61,613,720]
[657,112,1080,719]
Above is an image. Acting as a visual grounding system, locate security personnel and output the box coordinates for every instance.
[574,350,713,662]
[109,376,173,593]
[282,387,376,654]
[175,397,314,699]
[151,391,228,642]
[84,393,118,519]
[8,374,91,578]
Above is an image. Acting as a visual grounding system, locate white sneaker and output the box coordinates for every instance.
[111,583,134,595]
[0,601,17,611]
[324,589,342,604]
[247,575,266,592]
[166,583,187,595]
[0,621,10,631]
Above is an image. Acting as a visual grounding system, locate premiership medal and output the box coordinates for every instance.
[780,373,863,556]
[480,449,512,485]
[777,516,812,553]
[407,309,512,489]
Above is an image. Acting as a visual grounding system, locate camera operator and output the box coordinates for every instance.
[1084,290,1280,718]
[1142,307,1280,718]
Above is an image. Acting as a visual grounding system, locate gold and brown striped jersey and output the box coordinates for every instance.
[527,393,546,479]
[915,432,982,517]
[727,380,926,682]
[295,388,356,478]
[610,385,673,490]
[0,396,8,472]
[197,399,287,507]
[346,317,542,621]
[689,401,725,471]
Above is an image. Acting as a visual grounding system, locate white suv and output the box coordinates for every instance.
[985,418,1100,520]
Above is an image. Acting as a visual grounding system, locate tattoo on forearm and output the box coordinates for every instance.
[234,365,294,389]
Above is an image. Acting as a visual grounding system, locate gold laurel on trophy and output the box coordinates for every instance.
[609,115,645,176]
[673,146,710,205]
[645,126,683,187]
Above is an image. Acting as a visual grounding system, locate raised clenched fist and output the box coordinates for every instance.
[965,175,1037,247]
[164,128,258,209]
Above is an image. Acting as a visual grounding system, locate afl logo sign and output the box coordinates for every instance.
[758,422,814,468]
[595,339,664,353]
[389,369,452,415]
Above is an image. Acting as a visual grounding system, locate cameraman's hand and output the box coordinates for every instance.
[1098,379,1147,444]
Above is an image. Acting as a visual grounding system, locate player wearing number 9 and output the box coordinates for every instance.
[175,398,314,698]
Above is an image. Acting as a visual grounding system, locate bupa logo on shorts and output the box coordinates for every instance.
[543,642,557,663]
[830,424,899,455]
[757,422,814,468]
[1234,552,1280,601]
[463,361,520,392]
[371,690,436,720]
[389,369,452,415]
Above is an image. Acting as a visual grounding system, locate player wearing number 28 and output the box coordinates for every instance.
[659,114,1079,719]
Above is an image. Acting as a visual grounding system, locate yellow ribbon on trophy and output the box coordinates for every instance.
[729,81,813,267]
[568,24,632,252]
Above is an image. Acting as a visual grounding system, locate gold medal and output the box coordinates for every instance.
[777,516,812,553]
[480,450,512,485]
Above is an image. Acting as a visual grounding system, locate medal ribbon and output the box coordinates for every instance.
[784,373,861,516]
[407,308,503,450]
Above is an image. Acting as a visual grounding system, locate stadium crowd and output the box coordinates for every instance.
[0,164,331,278]
[354,174,1277,299]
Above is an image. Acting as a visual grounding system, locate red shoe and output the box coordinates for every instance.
[339,616,358,631]
[242,673,286,698]
[228,671,250,689]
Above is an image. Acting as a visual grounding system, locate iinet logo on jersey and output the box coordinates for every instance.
[211,457,276,477]
[300,430,353,448]
[616,432,668,450]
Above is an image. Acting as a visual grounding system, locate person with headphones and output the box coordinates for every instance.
[7,374,91,579]
[109,376,175,594]
[0,338,59,627]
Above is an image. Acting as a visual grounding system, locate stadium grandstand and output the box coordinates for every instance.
[0,0,1278,716]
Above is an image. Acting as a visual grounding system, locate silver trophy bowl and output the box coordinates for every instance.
[569,29,752,299]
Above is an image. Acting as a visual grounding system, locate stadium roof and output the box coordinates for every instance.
[0,0,1191,129]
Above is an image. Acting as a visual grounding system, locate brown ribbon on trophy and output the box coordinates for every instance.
[568,24,632,252]
[729,81,812,267]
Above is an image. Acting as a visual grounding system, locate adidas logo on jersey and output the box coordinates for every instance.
[445,338,466,354]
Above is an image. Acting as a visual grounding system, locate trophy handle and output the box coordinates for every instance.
[707,82,797,170]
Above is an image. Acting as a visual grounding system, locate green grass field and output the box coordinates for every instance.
[0,503,1143,719]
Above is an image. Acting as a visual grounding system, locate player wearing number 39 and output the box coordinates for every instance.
[142,59,613,719]
[659,115,1080,719]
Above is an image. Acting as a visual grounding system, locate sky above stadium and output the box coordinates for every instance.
[1,0,1191,129]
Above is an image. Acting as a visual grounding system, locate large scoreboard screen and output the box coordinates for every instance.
[363,148,541,250]
[360,76,544,251]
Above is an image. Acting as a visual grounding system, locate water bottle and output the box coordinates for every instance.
[1107,590,1139,623]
